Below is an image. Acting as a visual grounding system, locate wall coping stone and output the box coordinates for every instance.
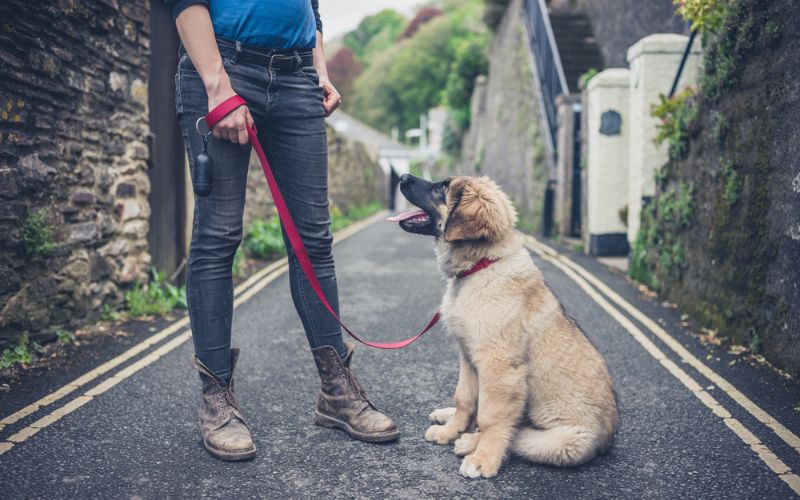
[627,33,700,62]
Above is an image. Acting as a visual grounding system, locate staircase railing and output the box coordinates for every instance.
[522,0,569,154]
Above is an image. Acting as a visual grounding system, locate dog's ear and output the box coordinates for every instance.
[444,178,511,242]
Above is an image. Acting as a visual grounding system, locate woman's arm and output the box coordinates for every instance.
[312,30,342,117]
[175,5,253,144]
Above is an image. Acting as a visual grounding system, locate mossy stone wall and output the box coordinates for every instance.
[633,0,799,375]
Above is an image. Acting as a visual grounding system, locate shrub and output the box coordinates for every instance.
[244,216,286,259]
[330,202,383,233]
[651,88,698,161]
[673,0,727,32]
[125,268,187,318]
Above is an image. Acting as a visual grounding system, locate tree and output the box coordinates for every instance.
[326,47,362,105]
[443,36,489,130]
[401,7,443,38]
[343,9,406,62]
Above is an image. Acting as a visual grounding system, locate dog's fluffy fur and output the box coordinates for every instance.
[397,175,618,478]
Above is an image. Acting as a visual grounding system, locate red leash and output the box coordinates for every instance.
[204,95,441,349]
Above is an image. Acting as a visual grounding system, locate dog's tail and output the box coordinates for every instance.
[511,425,609,467]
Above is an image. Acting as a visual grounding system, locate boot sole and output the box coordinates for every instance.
[201,435,257,462]
[314,411,400,443]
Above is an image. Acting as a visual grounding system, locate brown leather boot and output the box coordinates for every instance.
[311,342,400,442]
[191,348,256,461]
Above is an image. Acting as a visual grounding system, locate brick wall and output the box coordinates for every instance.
[0,0,152,342]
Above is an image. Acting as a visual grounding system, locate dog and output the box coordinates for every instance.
[389,174,618,478]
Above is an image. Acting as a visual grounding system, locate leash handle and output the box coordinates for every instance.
[204,95,440,349]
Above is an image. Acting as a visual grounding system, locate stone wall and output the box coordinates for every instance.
[634,0,800,375]
[242,126,387,226]
[0,1,152,343]
[568,0,687,68]
[458,0,549,231]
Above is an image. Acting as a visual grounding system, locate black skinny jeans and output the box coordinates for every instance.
[176,39,346,380]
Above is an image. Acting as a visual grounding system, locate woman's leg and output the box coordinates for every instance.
[257,70,346,359]
[258,61,398,442]
[176,55,251,381]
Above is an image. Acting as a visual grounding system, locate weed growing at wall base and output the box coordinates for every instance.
[630,183,695,291]
[245,216,285,260]
[1,333,32,368]
[125,268,187,318]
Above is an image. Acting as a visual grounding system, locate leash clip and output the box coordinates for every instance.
[195,116,211,137]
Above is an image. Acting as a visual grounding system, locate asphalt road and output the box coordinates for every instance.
[1,219,799,498]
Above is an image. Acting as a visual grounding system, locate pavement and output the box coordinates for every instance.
[1,217,799,498]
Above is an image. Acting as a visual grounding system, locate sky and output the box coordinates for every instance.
[318,0,422,39]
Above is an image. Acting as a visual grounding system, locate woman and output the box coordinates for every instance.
[168,0,399,461]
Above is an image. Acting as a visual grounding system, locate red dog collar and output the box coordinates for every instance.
[456,258,498,279]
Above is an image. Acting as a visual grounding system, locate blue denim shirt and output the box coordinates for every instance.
[166,0,321,49]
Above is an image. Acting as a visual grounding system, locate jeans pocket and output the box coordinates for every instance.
[296,65,321,86]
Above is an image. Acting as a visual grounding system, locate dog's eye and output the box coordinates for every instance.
[434,185,444,195]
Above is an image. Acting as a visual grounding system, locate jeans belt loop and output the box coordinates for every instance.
[233,41,242,64]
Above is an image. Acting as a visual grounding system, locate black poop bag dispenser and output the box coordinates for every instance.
[193,116,214,197]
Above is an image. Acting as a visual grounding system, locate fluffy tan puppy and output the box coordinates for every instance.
[392,174,618,478]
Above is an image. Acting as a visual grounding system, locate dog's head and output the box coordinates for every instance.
[392,174,517,243]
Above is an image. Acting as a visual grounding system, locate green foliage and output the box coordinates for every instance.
[102,304,121,322]
[443,35,489,130]
[720,159,741,205]
[232,246,245,277]
[344,9,407,62]
[244,216,286,260]
[329,202,383,233]
[125,268,187,318]
[710,111,729,145]
[697,1,771,104]
[56,329,75,344]
[1,333,32,368]
[630,183,695,291]
[350,1,487,134]
[21,209,55,256]
[474,147,485,174]
[673,0,727,32]
[651,88,698,160]
[578,68,599,88]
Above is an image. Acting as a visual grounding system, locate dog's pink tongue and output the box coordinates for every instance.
[386,209,427,222]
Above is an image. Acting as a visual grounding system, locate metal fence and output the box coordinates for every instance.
[522,0,569,154]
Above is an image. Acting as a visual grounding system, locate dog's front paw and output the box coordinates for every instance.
[453,432,480,456]
[428,407,456,425]
[425,424,459,445]
[459,451,501,479]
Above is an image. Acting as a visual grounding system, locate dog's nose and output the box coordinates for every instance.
[400,173,410,184]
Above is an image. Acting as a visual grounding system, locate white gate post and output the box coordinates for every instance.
[585,68,631,256]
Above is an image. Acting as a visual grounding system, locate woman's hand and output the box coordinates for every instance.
[176,5,253,144]
[312,30,340,117]
[207,83,255,145]
[320,76,341,117]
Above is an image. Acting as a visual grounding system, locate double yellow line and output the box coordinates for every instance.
[524,235,800,495]
[0,211,386,456]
